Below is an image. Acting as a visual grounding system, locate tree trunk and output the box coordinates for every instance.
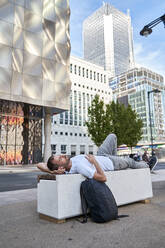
[44,107,51,163]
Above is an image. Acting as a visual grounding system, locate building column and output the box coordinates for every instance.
[44,107,52,162]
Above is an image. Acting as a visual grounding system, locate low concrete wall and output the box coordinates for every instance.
[37,168,153,220]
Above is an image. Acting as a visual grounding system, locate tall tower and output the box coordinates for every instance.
[83,3,134,76]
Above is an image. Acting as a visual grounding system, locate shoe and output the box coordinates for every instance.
[148,156,158,171]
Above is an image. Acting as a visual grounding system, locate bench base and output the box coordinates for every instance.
[39,213,66,224]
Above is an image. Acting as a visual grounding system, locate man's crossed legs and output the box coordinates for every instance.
[97,134,149,170]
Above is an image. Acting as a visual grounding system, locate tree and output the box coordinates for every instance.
[86,95,112,146]
[123,104,143,151]
[86,95,143,149]
[105,101,127,146]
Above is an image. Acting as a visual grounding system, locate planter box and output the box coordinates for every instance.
[37,168,153,220]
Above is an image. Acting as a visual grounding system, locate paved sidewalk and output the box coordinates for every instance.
[0,180,165,248]
[151,169,165,182]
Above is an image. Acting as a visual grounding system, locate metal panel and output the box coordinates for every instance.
[54,63,68,83]
[42,34,55,59]
[42,58,55,81]
[0,20,13,46]
[56,0,69,10]
[55,6,67,25]
[25,0,43,15]
[55,21,67,44]
[13,25,24,49]
[42,79,56,101]
[15,0,25,7]
[43,0,55,22]
[0,2,14,24]
[43,19,55,41]
[0,0,71,109]
[0,67,11,94]
[11,71,23,96]
[0,44,12,69]
[14,5,24,28]
[55,43,68,65]
[23,51,42,76]
[12,48,23,73]
[24,30,43,56]
[54,82,70,104]
[24,9,42,33]
[23,74,42,99]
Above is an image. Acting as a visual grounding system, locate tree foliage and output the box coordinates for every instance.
[86,95,143,148]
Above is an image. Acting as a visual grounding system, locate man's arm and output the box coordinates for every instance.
[85,155,107,182]
[37,163,65,175]
[37,163,51,173]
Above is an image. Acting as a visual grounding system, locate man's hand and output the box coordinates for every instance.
[85,154,96,164]
[50,167,65,175]
[85,154,107,182]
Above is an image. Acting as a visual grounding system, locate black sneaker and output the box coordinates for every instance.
[148,156,158,171]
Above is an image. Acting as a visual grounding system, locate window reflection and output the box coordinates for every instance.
[0,100,42,165]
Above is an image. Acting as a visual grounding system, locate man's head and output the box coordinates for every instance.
[47,155,70,171]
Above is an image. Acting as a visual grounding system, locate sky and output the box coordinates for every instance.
[70,0,165,77]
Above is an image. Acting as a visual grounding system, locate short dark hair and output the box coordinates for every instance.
[47,156,59,171]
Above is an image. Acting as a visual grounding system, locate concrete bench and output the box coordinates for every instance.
[37,168,153,222]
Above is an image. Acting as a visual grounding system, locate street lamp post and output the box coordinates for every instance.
[147,89,160,156]
[140,14,165,36]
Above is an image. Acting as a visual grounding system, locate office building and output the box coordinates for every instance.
[83,2,134,76]
[109,67,165,144]
[51,56,113,155]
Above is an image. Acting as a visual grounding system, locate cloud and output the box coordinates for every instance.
[134,42,165,78]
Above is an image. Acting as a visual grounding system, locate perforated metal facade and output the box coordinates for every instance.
[0,0,71,110]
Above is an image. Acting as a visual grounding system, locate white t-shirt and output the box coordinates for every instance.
[69,155,114,179]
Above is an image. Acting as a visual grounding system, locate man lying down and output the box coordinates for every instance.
[37,134,152,182]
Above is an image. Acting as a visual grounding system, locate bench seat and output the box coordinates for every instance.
[37,168,153,220]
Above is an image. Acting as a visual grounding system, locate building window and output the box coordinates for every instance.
[79,133,82,136]
[61,145,67,154]
[78,66,81,76]
[82,68,85,77]
[86,69,88,78]
[97,73,99,81]
[65,132,68,136]
[90,70,92,79]
[55,131,58,135]
[71,145,76,157]
[75,133,77,136]
[65,111,68,124]
[94,72,96,80]
[74,65,77,74]
[104,75,106,83]
[89,145,93,154]
[70,64,72,73]
[60,132,63,135]
[80,145,85,154]
[101,74,103,82]
[60,113,63,124]
[70,133,73,136]
[51,144,56,154]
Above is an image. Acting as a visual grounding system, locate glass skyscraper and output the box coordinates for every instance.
[83,3,134,76]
